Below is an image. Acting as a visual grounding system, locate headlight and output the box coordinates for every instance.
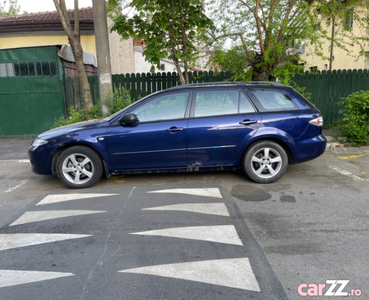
[32,139,48,147]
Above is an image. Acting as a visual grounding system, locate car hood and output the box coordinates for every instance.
[38,119,104,139]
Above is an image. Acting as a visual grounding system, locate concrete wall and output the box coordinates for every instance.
[0,31,96,55]
[134,52,179,74]
[300,4,369,71]
[107,18,135,74]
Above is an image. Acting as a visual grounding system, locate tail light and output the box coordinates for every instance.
[309,116,323,127]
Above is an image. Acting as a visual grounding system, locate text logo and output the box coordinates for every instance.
[298,280,362,297]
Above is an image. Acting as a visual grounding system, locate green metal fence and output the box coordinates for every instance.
[112,71,234,101]
[66,71,234,108]
[65,69,369,126]
[293,69,369,124]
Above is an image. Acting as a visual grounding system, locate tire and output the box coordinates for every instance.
[56,146,103,189]
[243,141,288,183]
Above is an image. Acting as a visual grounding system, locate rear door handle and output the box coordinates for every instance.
[239,119,258,126]
[166,126,184,133]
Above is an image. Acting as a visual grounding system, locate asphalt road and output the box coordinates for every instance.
[0,140,368,299]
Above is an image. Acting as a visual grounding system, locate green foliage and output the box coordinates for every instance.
[53,108,88,128]
[207,0,369,83]
[338,90,369,146]
[53,87,133,128]
[0,0,20,16]
[108,0,214,83]
[211,47,254,81]
[104,86,133,113]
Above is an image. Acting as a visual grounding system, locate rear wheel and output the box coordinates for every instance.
[56,146,103,189]
[243,141,288,183]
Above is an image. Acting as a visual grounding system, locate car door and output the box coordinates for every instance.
[106,91,190,171]
[187,89,261,167]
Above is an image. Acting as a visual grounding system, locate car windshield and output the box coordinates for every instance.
[102,102,136,122]
[102,97,147,122]
[102,90,169,122]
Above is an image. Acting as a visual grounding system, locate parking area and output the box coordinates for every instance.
[0,137,368,299]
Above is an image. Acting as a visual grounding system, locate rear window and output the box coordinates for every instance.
[247,88,298,112]
[194,90,255,117]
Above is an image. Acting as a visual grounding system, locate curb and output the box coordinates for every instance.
[324,135,369,157]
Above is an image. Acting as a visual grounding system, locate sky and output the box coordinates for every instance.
[17,0,92,13]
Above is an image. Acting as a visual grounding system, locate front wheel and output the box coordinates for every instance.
[56,146,103,189]
[243,141,288,183]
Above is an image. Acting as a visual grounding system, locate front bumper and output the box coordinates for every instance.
[28,145,54,175]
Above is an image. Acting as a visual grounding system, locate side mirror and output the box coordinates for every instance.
[119,114,139,126]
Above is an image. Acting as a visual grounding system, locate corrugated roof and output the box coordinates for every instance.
[0,7,93,30]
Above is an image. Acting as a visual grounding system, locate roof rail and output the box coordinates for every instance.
[166,81,285,90]
[242,81,285,86]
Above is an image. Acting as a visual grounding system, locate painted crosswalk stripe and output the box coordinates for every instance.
[36,193,118,206]
[143,203,230,217]
[120,257,260,292]
[131,225,243,246]
[147,188,222,198]
[0,270,74,288]
[0,234,92,251]
[10,210,106,226]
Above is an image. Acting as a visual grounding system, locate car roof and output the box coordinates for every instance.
[165,81,287,91]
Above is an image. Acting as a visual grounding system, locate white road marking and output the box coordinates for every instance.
[0,159,30,163]
[131,225,243,246]
[36,193,118,206]
[18,159,30,163]
[0,233,92,251]
[5,180,27,193]
[0,270,74,288]
[147,188,223,198]
[10,210,106,226]
[119,257,260,292]
[143,203,230,217]
[330,166,365,181]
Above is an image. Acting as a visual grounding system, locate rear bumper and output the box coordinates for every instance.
[292,135,327,164]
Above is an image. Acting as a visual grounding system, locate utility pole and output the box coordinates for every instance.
[92,0,113,117]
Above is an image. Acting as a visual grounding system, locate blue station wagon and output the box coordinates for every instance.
[29,82,327,188]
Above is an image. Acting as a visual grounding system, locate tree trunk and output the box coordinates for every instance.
[70,38,93,112]
[178,0,189,84]
[53,0,93,118]
[175,60,186,85]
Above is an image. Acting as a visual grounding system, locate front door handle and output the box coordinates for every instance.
[239,119,258,126]
[166,126,184,133]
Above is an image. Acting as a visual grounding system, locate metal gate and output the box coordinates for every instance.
[0,46,66,137]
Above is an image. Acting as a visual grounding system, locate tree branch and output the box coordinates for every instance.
[74,0,80,39]
[238,0,264,54]
[178,0,189,83]
[210,32,254,44]
[165,0,185,84]
[277,0,299,43]
[53,0,73,39]
[264,0,277,49]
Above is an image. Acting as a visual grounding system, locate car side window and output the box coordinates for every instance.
[247,88,297,111]
[194,91,239,117]
[130,92,189,122]
[239,92,256,113]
